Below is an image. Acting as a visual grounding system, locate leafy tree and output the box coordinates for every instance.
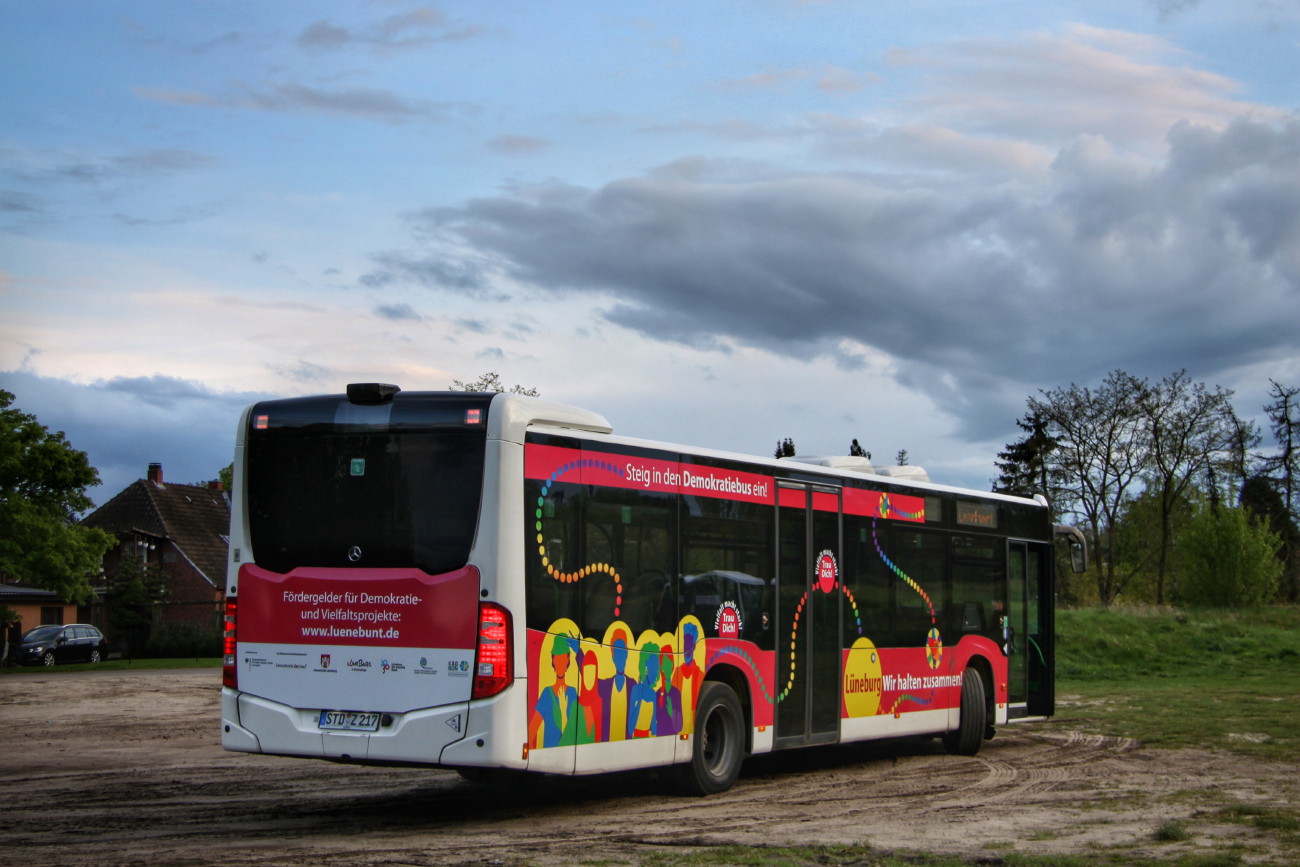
[774,438,796,458]
[0,390,114,602]
[1110,488,1196,603]
[449,371,539,397]
[1029,370,1149,606]
[106,552,168,656]
[849,439,870,460]
[895,449,908,466]
[218,462,233,493]
[1138,371,1241,604]
[1178,504,1281,607]
[1240,475,1300,602]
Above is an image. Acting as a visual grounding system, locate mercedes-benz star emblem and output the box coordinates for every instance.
[348,546,362,562]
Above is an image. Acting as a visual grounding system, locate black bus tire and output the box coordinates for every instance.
[942,667,987,757]
[678,681,745,796]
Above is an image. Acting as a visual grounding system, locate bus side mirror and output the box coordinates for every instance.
[1054,525,1088,573]
[1069,540,1086,574]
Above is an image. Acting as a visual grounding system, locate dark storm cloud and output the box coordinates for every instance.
[381,118,1300,438]
[0,371,273,502]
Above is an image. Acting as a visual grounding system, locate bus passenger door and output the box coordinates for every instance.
[774,482,842,749]
[1025,542,1053,717]
[1004,541,1034,718]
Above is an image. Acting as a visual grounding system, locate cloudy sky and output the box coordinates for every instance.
[2,0,1298,502]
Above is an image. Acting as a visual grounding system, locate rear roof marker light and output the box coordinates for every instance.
[254,414,269,430]
[465,408,482,424]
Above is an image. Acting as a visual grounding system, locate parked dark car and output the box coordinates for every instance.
[18,624,109,666]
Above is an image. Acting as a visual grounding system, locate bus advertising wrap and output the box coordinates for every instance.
[235,563,479,713]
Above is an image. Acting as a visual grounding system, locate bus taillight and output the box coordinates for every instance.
[222,597,237,689]
[471,602,512,699]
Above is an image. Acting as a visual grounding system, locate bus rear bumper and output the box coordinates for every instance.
[220,686,473,763]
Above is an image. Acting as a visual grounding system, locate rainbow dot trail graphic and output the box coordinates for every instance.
[707,644,773,704]
[877,492,924,522]
[536,459,626,617]
[871,518,943,670]
[842,585,862,636]
[887,692,933,715]
[777,590,809,702]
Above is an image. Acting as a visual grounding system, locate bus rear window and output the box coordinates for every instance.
[245,395,490,575]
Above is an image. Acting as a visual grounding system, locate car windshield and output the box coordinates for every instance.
[23,626,63,642]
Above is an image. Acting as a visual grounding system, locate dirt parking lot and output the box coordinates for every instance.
[2,669,1297,866]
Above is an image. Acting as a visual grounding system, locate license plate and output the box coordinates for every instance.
[319,710,381,732]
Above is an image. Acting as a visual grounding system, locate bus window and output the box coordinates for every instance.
[525,479,582,630]
[950,534,1003,642]
[891,529,946,647]
[680,496,774,649]
[843,515,893,648]
[580,487,676,638]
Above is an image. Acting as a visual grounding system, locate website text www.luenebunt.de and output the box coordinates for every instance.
[301,625,400,639]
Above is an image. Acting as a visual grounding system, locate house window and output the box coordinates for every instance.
[40,606,64,625]
[162,551,178,563]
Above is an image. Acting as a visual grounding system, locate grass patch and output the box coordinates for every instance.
[1055,605,1300,682]
[1212,804,1300,833]
[1046,606,1300,762]
[1154,820,1191,842]
[0,657,220,675]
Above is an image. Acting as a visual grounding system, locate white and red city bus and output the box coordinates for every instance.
[221,385,1079,794]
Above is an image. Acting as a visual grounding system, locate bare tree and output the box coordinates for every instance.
[1138,371,1241,604]
[1029,370,1149,606]
[1261,379,1300,516]
[449,371,539,397]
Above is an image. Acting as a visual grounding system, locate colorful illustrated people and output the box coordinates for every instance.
[576,649,603,744]
[673,622,703,732]
[655,646,683,736]
[628,640,660,737]
[529,634,578,748]
[596,628,634,741]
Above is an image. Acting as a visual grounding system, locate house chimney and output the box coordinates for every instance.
[208,480,223,491]
[147,463,163,484]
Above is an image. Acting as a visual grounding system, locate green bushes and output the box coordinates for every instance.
[1178,505,1282,607]
[141,622,222,658]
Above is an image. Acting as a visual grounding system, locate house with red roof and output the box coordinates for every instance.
[81,463,231,630]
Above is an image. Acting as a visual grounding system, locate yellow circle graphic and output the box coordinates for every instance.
[843,636,883,718]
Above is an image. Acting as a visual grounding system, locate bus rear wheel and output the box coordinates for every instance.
[942,667,987,756]
[678,681,745,796]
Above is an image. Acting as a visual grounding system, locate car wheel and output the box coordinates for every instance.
[90,649,102,664]
[42,650,56,667]
[677,681,745,796]
[942,667,987,756]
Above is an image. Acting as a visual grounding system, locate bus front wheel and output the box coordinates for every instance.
[942,668,986,756]
[678,681,745,796]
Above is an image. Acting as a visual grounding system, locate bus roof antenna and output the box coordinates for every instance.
[346,383,401,404]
